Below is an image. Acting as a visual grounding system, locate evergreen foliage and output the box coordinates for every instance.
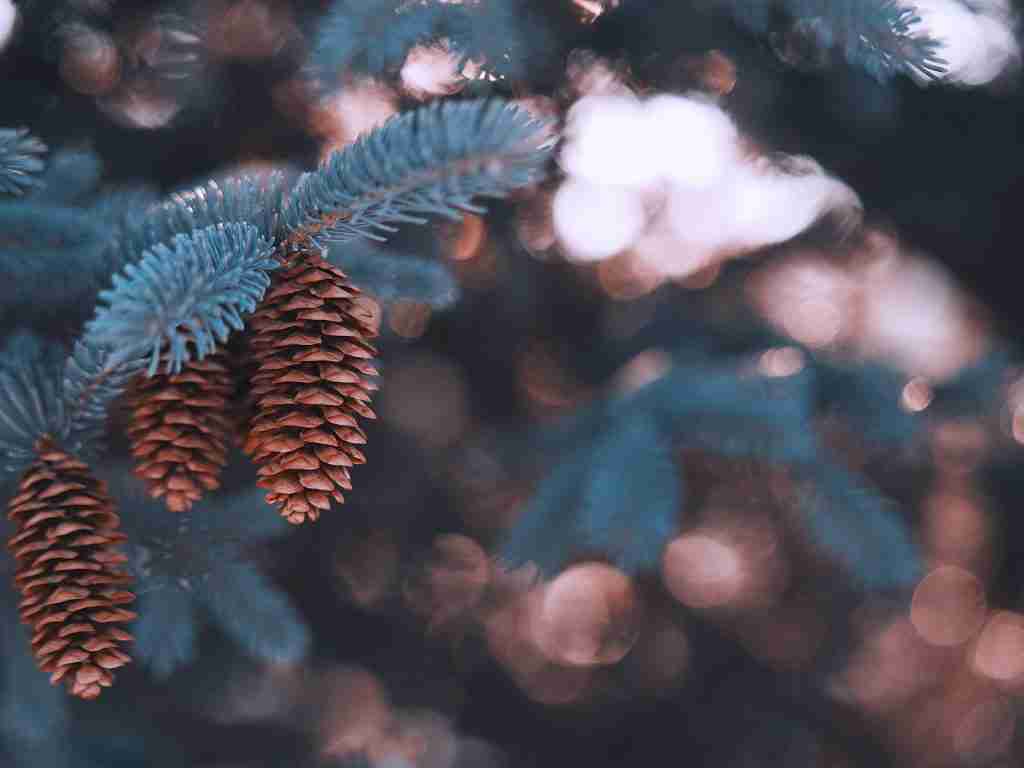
[110,472,309,679]
[307,0,555,87]
[0,348,66,474]
[327,242,460,308]
[29,148,102,205]
[86,222,276,375]
[61,339,146,458]
[0,92,548,715]
[283,99,551,242]
[795,462,921,589]
[722,0,947,80]
[503,411,680,575]
[500,351,921,588]
[105,175,287,270]
[0,201,112,327]
[0,129,47,198]
[0,0,1022,765]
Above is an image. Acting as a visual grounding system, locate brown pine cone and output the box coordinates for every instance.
[244,242,378,524]
[126,353,233,512]
[7,440,135,700]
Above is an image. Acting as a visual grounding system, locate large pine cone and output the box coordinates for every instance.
[7,441,135,699]
[126,353,233,512]
[245,243,378,524]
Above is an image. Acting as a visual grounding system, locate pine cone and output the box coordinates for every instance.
[245,242,378,524]
[126,353,233,512]
[7,441,135,699]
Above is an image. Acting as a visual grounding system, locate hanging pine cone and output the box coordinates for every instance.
[244,241,378,524]
[7,440,135,699]
[126,352,233,512]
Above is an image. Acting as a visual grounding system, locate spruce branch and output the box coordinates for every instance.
[109,473,309,677]
[112,175,287,262]
[0,201,117,325]
[327,243,460,308]
[85,222,277,376]
[0,129,47,197]
[62,340,147,458]
[282,98,552,244]
[502,412,681,576]
[0,359,66,474]
[724,0,946,81]
[307,0,547,88]
[499,353,922,589]
[794,462,921,590]
[31,147,103,204]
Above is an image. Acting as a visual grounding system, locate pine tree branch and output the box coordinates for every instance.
[499,353,923,589]
[794,461,921,590]
[307,0,550,88]
[501,412,681,575]
[85,222,277,376]
[282,98,552,244]
[61,339,146,458]
[104,465,306,677]
[0,358,66,474]
[29,147,103,204]
[103,174,287,275]
[0,201,118,326]
[0,129,47,197]
[724,0,946,81]
[327,242,460,308]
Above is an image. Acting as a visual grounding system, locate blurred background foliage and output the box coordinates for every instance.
[4,0,1024,766]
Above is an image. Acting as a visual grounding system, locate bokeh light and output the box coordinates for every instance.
[389,300,433,340]
[316,666,393,760]
[203,0,296,60]
[59,24,121,96]
[747,253,857,349]
[951,694,1016,763]
[404,534,491,631]
[972,611,1024,684]
[840,616,945,713]
[0,0,15,52]
[553,178,647,261]
[910,565,988,647]
[335,530,399,607]
[901,377,933,412]
[757,346,805,378]
[610,349,672,395]
[643,94,740,188]
[662,533,747,610]
[858,249,989,381]
[401,43,466,98]
[921,489,990,572]
[553,82,861,280]
[531,562,641,667]
[748,233,990,380]
[449,213,486,262]
[315,79,398,158]
[681,49,738,95]
[97,84,183,129]
[910,0,1020,86]
[380,353,471,448]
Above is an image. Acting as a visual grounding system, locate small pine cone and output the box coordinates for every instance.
[245,243,378,524]
[126,353,233,512]
[7,441,135,700]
